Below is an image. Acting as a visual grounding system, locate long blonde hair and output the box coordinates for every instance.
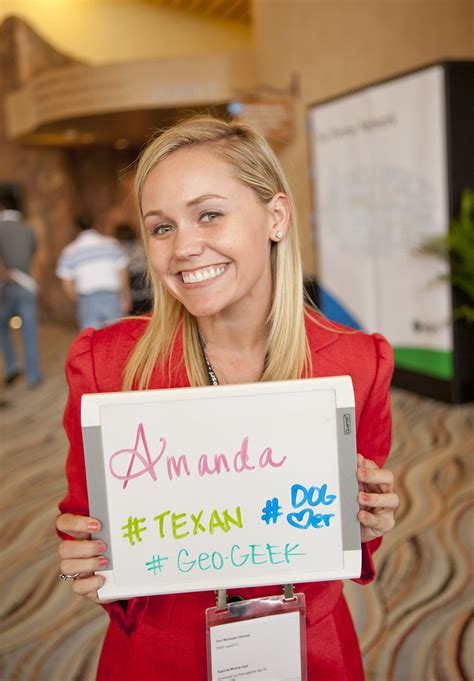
[123,115,310,390]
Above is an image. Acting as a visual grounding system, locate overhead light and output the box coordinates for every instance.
[228,101,243,116]
[10,316,22,330]
[115,138,129,150]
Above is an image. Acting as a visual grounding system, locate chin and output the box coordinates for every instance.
[176,290,232,318]
[181,301,226,318]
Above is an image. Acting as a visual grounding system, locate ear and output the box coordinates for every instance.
[267,193,291,242]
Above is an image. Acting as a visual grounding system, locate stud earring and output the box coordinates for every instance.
[275,231,283,240]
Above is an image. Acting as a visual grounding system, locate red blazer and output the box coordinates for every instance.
[59,313,393,681]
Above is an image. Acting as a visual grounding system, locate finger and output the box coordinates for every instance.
[72,574,106,600]
[58,539,107,560]
[357,466,394,489]
[357,454,379,470]
[359,491,399,510]
[358,509,395,534]
[357,456,382,494]
[60,555,109,577]
[56,514,101,540]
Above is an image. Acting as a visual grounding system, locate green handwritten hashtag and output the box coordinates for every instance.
[121,516,147,545]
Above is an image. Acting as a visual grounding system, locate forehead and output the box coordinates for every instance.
[141,146,241,204]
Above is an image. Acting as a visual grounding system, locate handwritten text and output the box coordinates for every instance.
[109,423,286,489]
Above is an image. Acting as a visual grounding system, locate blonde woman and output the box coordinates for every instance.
[57,116,398,680]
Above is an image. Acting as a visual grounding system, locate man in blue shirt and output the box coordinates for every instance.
[56,215,130,330]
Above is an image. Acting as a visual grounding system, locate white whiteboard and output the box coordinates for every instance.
[308,66,452,378]
[81,376,360,600]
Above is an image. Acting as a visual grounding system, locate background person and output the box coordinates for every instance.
[56,215,131,330]
[114,222,153,314]
[56,116,398,681]
[0,190,41,387]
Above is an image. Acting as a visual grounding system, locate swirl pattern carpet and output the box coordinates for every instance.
[1,324,472,681]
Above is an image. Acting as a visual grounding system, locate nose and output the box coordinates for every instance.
[174,225,205,259]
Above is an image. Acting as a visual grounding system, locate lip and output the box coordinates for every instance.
[176,262,230,286]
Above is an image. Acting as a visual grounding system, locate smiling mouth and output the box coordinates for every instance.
[179,264,229,284]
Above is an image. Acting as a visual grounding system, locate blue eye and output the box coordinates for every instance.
[200,211,222,223]
[152,224,174,236]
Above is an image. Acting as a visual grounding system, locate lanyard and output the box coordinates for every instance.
[201,345,220,386]
[198,332,294,607]
[197,332,219,386]
[198,332,270,386]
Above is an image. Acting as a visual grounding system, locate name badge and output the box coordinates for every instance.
[206,594,307,681]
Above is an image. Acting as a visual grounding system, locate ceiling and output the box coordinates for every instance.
[17,105,229,148]
[147,0,251,23]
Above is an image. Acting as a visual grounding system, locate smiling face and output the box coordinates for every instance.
[141,146,280,320]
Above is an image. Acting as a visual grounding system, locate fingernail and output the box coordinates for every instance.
[361,493,370,502]
[99,556,109,568]
[96,540,107,552]
[88,521,100,532]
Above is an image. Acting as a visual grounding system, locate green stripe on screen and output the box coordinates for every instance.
[393,347,453,380]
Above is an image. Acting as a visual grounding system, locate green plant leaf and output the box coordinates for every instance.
[416,187,474,305]
[453,305,474,323]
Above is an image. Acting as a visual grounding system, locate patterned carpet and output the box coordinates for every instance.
[1,324,473,681]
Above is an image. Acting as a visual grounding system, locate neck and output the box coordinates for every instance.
[198,314,268,385]
[195,271,273,384]
[197,291,271,355]
[199,315,268,354]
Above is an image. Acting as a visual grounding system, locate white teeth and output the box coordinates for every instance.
[182,265,226,284]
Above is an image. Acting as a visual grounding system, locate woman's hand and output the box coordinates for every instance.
[357,454,399,542]
[56,513,109,603]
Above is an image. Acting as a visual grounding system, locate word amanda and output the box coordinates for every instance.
[109,423,286,490]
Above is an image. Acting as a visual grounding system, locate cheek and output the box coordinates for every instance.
[223,224,270,258]
[147,243,171,276]
[238,236,272,272]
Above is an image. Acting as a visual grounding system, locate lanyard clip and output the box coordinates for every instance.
[216,589,227,610]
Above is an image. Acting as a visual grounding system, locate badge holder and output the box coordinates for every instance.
[206,585,307,681]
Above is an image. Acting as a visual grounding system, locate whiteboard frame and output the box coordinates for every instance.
[81,376,361,600]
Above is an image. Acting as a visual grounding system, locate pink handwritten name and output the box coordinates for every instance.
[108,422,167,490]
[109,423,286,489]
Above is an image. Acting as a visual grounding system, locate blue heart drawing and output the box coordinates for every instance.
[286,509,313,529]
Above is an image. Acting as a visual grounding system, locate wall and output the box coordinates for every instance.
[0,5,251,322]
[0,0,252,63]
[0,17,142,321]
[252,0,474,272]
[2,0,472,314]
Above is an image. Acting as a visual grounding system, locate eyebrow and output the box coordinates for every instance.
[143,194,227,219]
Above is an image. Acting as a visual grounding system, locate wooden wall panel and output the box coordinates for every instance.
[0,18,141,321]
[252,0,474,273]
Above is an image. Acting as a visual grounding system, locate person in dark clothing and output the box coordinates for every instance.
[114,223,153,314]
[0,190,41,386]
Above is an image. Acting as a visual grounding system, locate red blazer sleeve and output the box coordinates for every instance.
[59,328,96,518]
[58,328,148,636]
[355,333,394,584]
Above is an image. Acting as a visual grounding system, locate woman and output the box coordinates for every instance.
[57,116,398,680]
